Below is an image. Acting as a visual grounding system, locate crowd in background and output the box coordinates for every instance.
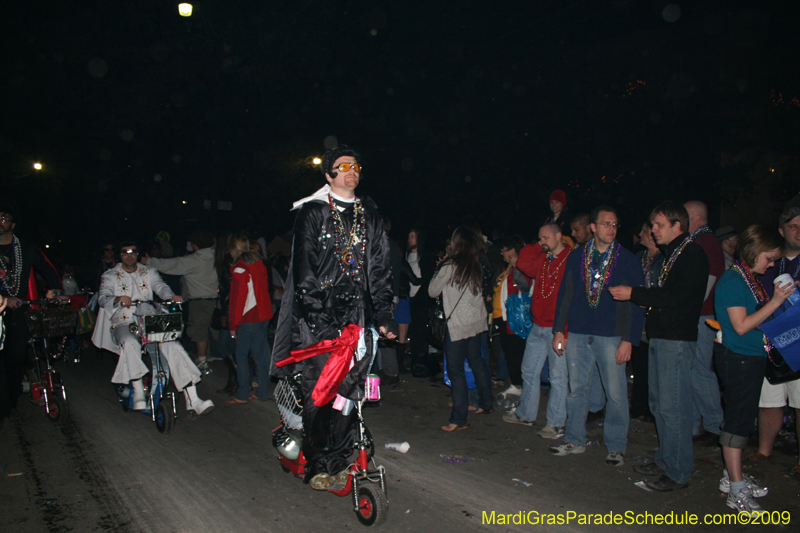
[2,187,799,518]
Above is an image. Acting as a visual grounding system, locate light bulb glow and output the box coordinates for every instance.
[179,4,193,17]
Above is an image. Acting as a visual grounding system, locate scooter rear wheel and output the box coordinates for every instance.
[355,483,387,527]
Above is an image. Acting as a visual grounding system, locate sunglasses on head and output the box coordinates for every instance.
[334,162,361,173]
[121,248,138,255]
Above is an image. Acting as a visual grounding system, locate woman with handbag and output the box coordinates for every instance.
[713,225,796,515]
[429,227,494,432]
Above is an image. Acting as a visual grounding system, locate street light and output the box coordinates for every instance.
[312,157,322,165]
[33,163,42,170]
[179,3,192,17]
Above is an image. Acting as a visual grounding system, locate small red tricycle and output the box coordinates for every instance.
[272,374,389,527]
[22,298,76,422]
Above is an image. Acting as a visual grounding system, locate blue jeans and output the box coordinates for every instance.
[564,334,629,453]
[216,328,236,359]
[588,362,606,412]
[234,321,272,402]
[649,338,695,484]
[445,330,493,425]
[516,324,567,426]
[692,316,723,435]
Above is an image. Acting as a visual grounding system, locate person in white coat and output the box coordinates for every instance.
[92,241,213,415]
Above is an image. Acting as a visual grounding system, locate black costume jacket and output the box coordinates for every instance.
[271,195,394,379]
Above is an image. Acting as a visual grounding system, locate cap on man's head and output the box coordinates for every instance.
[780,205,800,226]
[549,189,567,206]
[714,226,737,243]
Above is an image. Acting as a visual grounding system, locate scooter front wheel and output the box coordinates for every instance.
[355,483,387,527]
[155,397,174,434]
[47,395,68,423]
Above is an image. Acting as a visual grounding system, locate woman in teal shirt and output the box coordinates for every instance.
[714,225,795,516]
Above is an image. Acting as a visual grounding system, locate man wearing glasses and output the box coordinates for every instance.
[549,206,644,470]
[610,201,709,491]
[271,145,396,491]
[0,200,62,426]
[92,241,214,416]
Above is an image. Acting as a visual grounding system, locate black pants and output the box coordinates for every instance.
[0,311,29,420]
[498,320,525,387]
[300,365,358,482]
[408,294,431,356]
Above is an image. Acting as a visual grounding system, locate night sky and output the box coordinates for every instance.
[3,1,799,278]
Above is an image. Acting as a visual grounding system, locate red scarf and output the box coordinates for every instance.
[276,324,363,407]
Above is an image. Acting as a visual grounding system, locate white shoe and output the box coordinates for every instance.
[500,384,522,398]
[549,442,586,456]
[537,424,565,439]
[719,471,768,498]
[605,452,625,467]
[131,379,147,411]
[184,386,215,416]
[726,487,767,517]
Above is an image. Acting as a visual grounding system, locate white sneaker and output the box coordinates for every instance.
[726,487,767,517]
[605,452,625,467]
[537,424,565,439]
[549,442,586,456]
[719,471,768,498]
[503,412,535,426]
[500,384,522,398]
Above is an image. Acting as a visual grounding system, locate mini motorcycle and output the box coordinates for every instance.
[272,373,389,527]
[115,300,182,433]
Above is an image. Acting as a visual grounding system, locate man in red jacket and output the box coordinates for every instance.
[505,224,572,439]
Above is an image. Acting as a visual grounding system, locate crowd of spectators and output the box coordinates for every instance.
[2,186,799,518]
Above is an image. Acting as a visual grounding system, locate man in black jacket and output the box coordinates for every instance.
[271,146,396,491]
[610,201,709,491]
[0,201,62,424]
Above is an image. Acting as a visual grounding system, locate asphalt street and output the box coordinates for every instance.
[1,345,799,532]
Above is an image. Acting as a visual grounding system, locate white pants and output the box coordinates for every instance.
[110,326,201,390]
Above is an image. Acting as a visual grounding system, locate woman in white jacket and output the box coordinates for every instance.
[429,227,493,431]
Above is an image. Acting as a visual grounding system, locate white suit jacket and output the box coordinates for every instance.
[91,264,174,355]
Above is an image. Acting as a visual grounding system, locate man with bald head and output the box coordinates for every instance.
[684,201,725,446]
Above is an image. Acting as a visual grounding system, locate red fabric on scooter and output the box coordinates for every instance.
[276,324,363,407]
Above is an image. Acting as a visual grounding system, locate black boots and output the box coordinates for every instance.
[216,354,238,395]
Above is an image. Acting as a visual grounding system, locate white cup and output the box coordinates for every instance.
[385,441,410,453]
[774,273,799,305]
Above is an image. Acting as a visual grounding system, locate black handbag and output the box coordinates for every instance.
[765,347,800,385]
[210,306,228,330]
[426,297,447,348]
[426,288,467,348]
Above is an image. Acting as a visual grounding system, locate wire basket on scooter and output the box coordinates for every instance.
[24,308,79,338]
[274,377,304,430]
